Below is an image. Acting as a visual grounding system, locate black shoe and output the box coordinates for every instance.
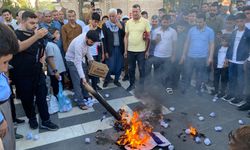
[14,118,25,124]
[29,119,38,130]
[122,75,129,81]
[15,133,24,139]
[217,93,225,99]
[40,120,59,131]
[96,85,102,90]
[126,85,135,91]
[114,81,121,87]
[222,95,234,102]
[238,102,250,111]
[103,81,109,88]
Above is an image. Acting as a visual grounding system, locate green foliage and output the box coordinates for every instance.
[37,0,55,11]
[16,0,31,9]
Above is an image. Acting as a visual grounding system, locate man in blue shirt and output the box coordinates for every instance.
[0,23,19,150]
[180,13,215,94]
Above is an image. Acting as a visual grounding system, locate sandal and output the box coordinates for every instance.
[166,88,173,95]
[76,100,88,110]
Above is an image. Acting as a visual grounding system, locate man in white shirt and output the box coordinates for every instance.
[151,15,177,89]
[2,9,18,30]
[65,30,99,110]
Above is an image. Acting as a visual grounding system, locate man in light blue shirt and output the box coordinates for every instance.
[180,13,215,94]
[0,23,19,150]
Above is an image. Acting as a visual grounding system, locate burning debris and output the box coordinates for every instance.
[115,109,171,150]
[178,126,213,146]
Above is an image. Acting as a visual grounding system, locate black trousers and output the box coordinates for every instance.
[14,74,49,122]
[213,67,228,94]
[89,56,99,90]
[50,72,65,97]
[172,62,183,89]
[128,51,146,86]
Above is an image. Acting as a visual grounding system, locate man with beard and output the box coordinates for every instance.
[11,11,59,130]
[206,3,224,35]
[65,30,100,110]
[2,9,18,30]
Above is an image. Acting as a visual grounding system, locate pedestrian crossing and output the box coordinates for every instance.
[15,81,171,150]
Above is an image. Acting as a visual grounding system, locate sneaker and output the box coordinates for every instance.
[40,120,59,131]
[229,98,245,106]
[13,118,25,124]
[126,84,135,91]
[114,81,122,87]
[222,95,234,102]
[29,119,38,130]
[103,81,109,88]
[237,102,250,111]
[217,93,225,99]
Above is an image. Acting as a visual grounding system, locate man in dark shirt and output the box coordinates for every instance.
[11,11,59,131]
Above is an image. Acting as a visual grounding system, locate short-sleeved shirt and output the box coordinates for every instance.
[45,42,66,75]
[187,26,215,58]
[152,27,177,58]
[83,25,104,56]
[125,17,151,52]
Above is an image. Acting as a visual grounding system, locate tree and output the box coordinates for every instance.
[16,0,31,8]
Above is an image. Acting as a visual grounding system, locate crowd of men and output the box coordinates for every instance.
[0,0,250,149]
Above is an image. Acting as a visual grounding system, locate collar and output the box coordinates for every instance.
[196,25,206,32]
[132,17,142,23]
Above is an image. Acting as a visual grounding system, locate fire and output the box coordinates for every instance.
[117,111,153,149]
[189,126,198,136]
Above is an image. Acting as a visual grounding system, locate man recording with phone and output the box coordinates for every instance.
[11,11,59,131]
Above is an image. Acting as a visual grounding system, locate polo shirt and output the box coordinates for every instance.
[187,26,214,58]
[125,17,150,52]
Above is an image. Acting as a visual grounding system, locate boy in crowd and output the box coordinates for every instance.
[83,12,104,91]
[222,15,236,34]
[45,28,66,97]
[223,13,250,107]
[213,34,230,99]
[0,23,19,150]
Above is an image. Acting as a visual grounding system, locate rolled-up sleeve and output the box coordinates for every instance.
[73,42,85,79]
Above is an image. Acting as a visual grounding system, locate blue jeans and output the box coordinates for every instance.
[228,62,245,99]
[128,51,145,85]
[246,61,250,102]
[182,57,207,90]
[66,61,89,100]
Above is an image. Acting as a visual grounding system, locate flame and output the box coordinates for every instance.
[189,126,198,136]
[117,111,153,149]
